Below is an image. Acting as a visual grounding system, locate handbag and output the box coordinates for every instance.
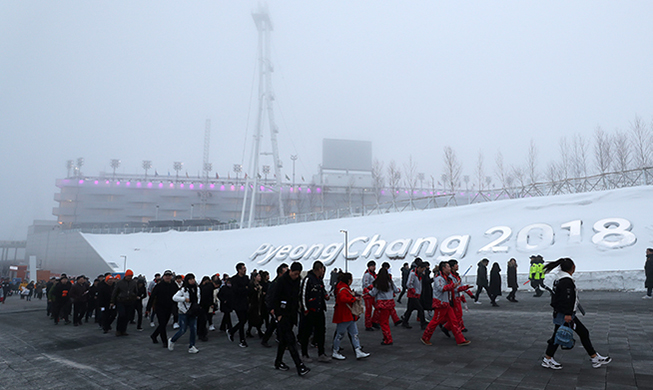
[339,287,365,318]
[554,322,575,349]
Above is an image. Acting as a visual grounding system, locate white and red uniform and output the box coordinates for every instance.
[361,269,377,329]
[422,272,467,345]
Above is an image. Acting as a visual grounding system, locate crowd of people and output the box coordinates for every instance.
[21,249,651,375]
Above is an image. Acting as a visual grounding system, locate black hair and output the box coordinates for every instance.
[543,257,575,274]
[201,276,211,284]
[338,272,353,284]
[312,261,325,271]
[276,263,289,275]
[236,262,245,271]
[182,273,196,289]
[374,267,390,292]
[438,261,450,273]
[448,259,458,267]
[367,260,376,267]
[290,262,303,272]
[382,262,390,269]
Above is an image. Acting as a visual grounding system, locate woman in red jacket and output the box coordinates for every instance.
[331,272,371,360]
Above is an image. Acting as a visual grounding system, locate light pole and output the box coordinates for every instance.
[291,155,298,188]
[142,160,152,178]
[262,165,270,183]
[66,160,75,178]
[173,162,183,181]
[233,164,243,182]
[110,159,121,178]
[190,204,194,219]
[120,255,127,272]
[340,229,348,273]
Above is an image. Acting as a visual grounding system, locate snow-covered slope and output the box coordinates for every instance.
[83,186,653,290]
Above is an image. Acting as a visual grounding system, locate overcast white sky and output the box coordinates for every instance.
[1,1,652,240]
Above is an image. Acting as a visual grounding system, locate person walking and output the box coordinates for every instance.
[448,259,473,332]
[111,269,138,336]
[69,276,89,326]
[227,263,250,348]
[272,262,310,376]
[329,268,338,293]
[247,272,264,338]
[169,273,201,354]
[541,258,612,370]
[299,261,330,363]
[420,261,471,347]
[397,263,410,304]
[530,255,545,297]
[420,262,434,322]
[361,261,378,331]
[643,248,653,299]
[489,262,502,307]
[474,259,491,304]
[197,276,214,341]
[507,258,519,302]
[261,264,289,348]
[97,275,116,333]
[367,267,400,345]
[218,275,234,333]
[331,272,370,360]
[51,275,72,325]
[146,270,178,348]
[134,278,147,331]
[402,260,427,329]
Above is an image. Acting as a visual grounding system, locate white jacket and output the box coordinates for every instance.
[172,287,201,314]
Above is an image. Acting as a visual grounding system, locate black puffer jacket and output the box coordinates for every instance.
[550,276,576,316]
[489,263,502,296]
[300,270,327,313]
[645,253,653,289]
[273,272,300,325]
[230,274,250,312]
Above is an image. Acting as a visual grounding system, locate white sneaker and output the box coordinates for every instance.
[168,338,175,351]
[591,353,612,368]
[150,322,156,327]
[355,348,370,359]
[642,295,652,299]
[173,323,180,329]
[332,351,346,360]
[474,301,482,305]
[541,357,562,370]
[188,346,199,354]
[208,325,216,331]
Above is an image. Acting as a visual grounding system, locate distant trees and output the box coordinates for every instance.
[442,146,462,193]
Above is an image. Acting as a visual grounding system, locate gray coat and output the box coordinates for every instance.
[369,280,400,301]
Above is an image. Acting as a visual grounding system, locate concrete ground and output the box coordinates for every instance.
[1,290,652,390]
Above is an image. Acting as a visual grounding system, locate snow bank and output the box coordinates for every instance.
[82,186,653,290]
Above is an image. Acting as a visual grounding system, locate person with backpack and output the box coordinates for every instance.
[331,272,370,360]
[168,273,201,354]
[541,258,611,370]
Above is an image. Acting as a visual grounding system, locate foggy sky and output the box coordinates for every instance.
[1,1,652,240]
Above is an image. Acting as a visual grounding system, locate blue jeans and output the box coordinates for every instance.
[333,321,360,352]
[171,313,196,348]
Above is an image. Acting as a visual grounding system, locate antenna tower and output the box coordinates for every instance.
[240,3,285,228]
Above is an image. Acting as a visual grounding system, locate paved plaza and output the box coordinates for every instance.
[1,290,652,390]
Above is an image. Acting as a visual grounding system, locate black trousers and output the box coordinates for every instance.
[545,317,596,358]
[474,285,491,302]
[230,310,248,342]
[152,310,171,343]
[73,301,87,324]
[275,317,302,368]
[116,301,135,333]
[403,297,424,324]
[133,300,143,328]
[262,315,277,343]
[299,311,326,357]
[53,300,71,323]
[507,287,518,300]
[102,307,116,331]
[197,308,208,338]
[220,311,232,331]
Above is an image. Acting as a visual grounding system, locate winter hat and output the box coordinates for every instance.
[125,269,134,277]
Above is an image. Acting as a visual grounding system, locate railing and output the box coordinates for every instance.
[71,166,652,235]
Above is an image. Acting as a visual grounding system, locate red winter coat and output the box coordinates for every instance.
[332,281,357,323]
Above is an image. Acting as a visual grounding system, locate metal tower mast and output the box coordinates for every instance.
[240,3,285,228]
[200,119,212,217]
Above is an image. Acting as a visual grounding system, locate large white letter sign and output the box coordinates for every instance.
[362,235,387,259]
[409,237,438,257]
[438,235,470,260]
[385,239,413,259]
[516,223,554,252]
[478,226,511,253]
[592,218,637,249]
[347,236,370,259]
[320,243,344,266]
